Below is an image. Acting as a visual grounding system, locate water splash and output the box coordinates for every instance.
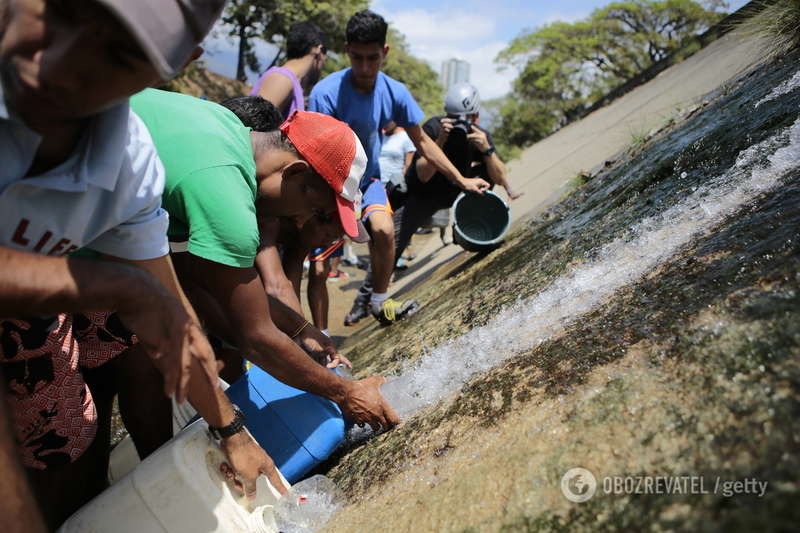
[755,69,800,108]
[273,476,344,533]
[380,117,800,421]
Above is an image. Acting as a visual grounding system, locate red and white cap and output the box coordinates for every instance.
[280,111,368,241]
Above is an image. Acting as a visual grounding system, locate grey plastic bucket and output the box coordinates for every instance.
[452,190,510,253]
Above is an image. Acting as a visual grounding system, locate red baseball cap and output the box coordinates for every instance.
[280,111,368,241]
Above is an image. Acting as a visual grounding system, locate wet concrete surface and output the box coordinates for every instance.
[318,36,799,533]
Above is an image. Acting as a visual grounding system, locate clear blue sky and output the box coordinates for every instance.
[202,0,751,100]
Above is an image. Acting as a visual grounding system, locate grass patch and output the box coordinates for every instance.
[737,0,800,58]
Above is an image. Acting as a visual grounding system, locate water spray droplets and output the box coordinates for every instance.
[755,69,800,108]
[379,117,800,424]
[273,476,344,533]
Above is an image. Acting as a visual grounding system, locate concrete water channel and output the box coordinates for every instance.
[325,30,799,533]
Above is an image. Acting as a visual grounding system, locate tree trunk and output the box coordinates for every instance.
[236,19,248,82]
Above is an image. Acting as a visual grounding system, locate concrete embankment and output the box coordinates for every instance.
[323,30,799,533]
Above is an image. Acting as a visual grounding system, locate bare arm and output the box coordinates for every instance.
[105,254,219,403]
[406,123,489,193]
[184,255,396,429]
[266,275,352,369]
[281,243,307,300]
[256,72,294,116]
[253,224,348,367]
[306,260,329,330]
[0,246,217,403]
[255,247,304,315]
[0,246,161,317]
[0,378,47,533]
[486,152,521,200]
[484,152,507,188]
[113,254,285,496]
[254,216,303,313]
[467,126,522,200]
[403,150,415,176]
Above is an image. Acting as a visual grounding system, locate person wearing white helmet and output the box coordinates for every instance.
[439,82,521,201]
[392,83,521,265]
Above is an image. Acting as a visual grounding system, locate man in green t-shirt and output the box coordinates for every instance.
[131,89,398,430]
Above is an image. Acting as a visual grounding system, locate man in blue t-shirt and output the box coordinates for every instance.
[309,10,489,326]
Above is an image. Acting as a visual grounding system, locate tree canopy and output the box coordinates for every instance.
[223,2,442,118]
[492,0,728,154]
[223,0,368,81]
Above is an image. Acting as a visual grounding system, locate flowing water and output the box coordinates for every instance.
[323,51,800,532]
[380,116,800,420]
[755,68,800,107]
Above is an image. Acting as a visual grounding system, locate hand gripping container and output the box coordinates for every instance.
[58,419,290,533]
[225,365,347,484]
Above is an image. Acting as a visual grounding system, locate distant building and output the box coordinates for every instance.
[440,58,470,89]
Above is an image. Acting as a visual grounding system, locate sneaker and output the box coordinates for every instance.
[395,257,408,270]
[344,303,370,326]
[372,298,420,326]
[327,271,349,282]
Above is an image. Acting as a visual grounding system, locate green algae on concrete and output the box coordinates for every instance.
[322,50,800,532]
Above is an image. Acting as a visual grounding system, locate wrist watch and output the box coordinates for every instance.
[208,404,247,440]
[481,146,496,157]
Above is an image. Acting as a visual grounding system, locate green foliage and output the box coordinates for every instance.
[223,0,368,81]
[493,0,728,154]
[223,3,441,117]
[736,0,800,58]
[481,97,533,161]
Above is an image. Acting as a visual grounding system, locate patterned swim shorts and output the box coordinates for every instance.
[1,312,136,469]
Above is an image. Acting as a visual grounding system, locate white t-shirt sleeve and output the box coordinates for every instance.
[401,131,417,153]
[86,110,169,260]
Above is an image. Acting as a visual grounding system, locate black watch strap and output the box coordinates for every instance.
[482,146,496,157]
[208,405,246,440]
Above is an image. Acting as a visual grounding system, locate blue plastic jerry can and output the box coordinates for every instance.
[225,365,347,483]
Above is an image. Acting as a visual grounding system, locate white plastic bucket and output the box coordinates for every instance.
[59,419,289,533]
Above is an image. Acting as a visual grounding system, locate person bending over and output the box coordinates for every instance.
[0,0,283,528]
[131,89,398,433]
[220,95,354,373]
